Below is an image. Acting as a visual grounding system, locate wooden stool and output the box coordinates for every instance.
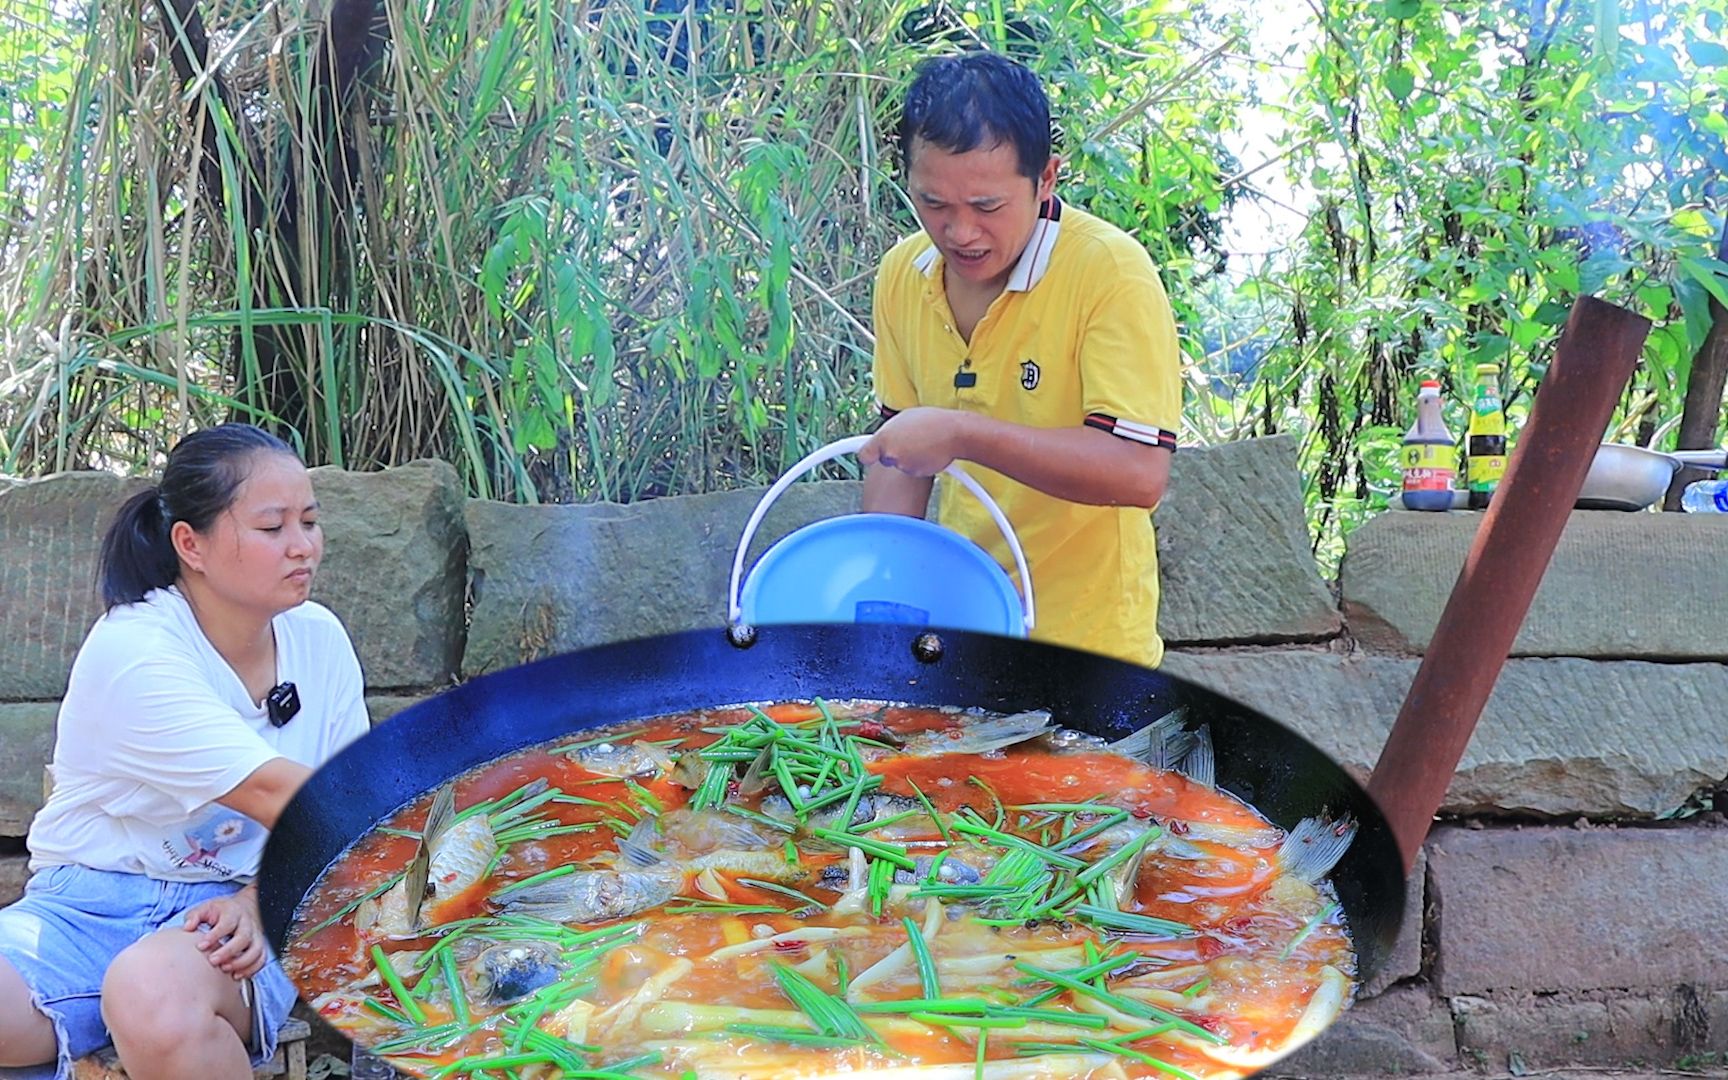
[73,1018,309,1080]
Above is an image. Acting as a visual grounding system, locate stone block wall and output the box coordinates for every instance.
[2,434,1725,1077]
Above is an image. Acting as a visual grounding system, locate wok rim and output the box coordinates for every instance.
[260,623,1408,993]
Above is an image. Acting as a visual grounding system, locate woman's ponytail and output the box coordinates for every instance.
[96,423,298,609]
[99,486,181,609]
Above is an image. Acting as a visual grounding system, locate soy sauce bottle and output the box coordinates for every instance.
[1466,363,1507,510]
[1401,380,1457,511]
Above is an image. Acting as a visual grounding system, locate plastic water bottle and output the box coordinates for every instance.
[1681,479,1728,513]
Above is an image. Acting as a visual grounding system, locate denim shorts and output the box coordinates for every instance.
[0,864,298,1080]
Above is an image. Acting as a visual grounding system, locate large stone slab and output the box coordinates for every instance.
[1341,511,1728,660]
[1270,984,1457,1077]
[1161,650,1728,818]
[1452,992,1692,1070]
[1429,825,1728,995]
[0,854,26,906]
[1157,436,1343,645]
[365,695,427,726]
[310,460,468,690]
[0,702,59,835]
[464,481,862,675]
[0,473,149,700]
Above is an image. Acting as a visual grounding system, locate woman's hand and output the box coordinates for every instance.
[182,885,267,980]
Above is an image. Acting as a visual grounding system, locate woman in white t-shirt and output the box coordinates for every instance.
[0,424,370,1080]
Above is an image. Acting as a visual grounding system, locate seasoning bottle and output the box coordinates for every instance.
[1401,380,1456,511]
[1466,363,1508,510]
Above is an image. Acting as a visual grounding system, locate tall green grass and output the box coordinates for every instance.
[0,0,1246,502]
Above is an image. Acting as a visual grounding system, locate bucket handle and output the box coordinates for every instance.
[728,435,1035,633]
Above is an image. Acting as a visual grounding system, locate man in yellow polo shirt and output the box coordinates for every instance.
[861,51,1182,668]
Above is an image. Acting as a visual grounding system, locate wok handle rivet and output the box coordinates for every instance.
[726,623,759,649]
[912,632,945,664]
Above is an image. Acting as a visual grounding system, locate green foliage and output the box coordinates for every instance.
[1188,0,1728,565]
[0,0,1242,502]
[1,0,1724,582]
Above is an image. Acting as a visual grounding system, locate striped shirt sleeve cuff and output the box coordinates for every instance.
[1085,413,1177,451]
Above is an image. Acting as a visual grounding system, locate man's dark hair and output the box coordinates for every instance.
[898,51,1051,181]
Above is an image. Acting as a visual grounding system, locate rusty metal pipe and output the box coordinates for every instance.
[1368,297,1651,872]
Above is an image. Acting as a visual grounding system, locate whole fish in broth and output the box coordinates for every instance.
[287,700,1360,1080]
[354,782,499,940]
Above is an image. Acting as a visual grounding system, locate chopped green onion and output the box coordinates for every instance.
[969,775,1008,829]
[664,901,789,915]
[950,817,1083,870]
[854,997,994,1015]
[903,916,940,998]
[553,728,646,755]
[868,856,895,917]
[1053,810,1132,852]
[727,1023,871,1048]
[810,827,916,870]
[738,878,828,911]
[624,779,664,815]
[906,778,952,842]
[769,962,881,1045]
[722,804,797,833]
[991,1007,1109,1028]
[1013,961,1226,1046]
[1072,905,1195,938]
[440,948,469,1027]
[370,944,426,1025]
[360,995,413,1026]
[1073,825,1162,886]
[493,863,578,895]
[1280,900,1341,959]
[1078,1036,1201,1079]
[913,1011,1026,1029]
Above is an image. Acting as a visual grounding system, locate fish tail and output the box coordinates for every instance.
[618,818,665,867]
[1277,815,1357,882]
[1107,707,1193,769]
[1178,723,1215,788]
[936,709,1054,754]
[423,782,457,844]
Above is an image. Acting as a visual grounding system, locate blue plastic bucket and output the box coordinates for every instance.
[740,513,1025,635]
[729,436,1034,638]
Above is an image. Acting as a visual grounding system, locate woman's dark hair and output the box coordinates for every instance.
[898,51,1051,181]
[99,424,299,609]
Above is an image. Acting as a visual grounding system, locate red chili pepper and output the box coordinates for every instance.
[1192,1015,1228,1036]
[1168,820,1191,835]
[1131,807,1153,820]
[771,938,806,954]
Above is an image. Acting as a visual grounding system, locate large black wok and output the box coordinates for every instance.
[260,622,1406,987]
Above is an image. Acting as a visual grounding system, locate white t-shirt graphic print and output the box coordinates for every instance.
[27,587,369,882]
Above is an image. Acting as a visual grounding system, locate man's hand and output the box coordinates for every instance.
[863,407,1170,509]
[859,407,971,478]
[182,885,267,980]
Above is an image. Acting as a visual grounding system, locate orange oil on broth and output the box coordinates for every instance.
[284,703,1356,1079]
